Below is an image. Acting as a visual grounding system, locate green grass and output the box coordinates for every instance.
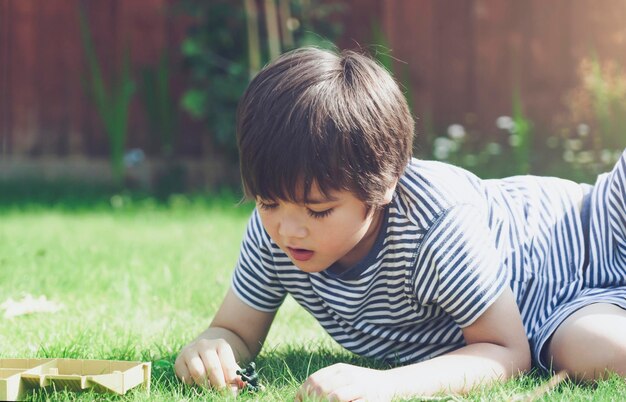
[1,193,625,401]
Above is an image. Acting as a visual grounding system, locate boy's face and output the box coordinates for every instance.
[256,184,384,273]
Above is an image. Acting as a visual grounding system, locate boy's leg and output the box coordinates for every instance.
[545,303,626,381]
[545,152,626,379]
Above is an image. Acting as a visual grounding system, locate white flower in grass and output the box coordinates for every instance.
[449,140,460,152]
[434,149,448,160]
[486,142,502,155]
[601,149,613,164]
[463,154,477,166]
[563,150,575,163]
[546,136,559,148]
[286,17,300,31]
[110,195,125,209]
[565,139,583,151]
[577,151,594,164]
[496,115,515,131]
[434,137,456,160]
[434,137,449,149]
[577,123,590,137]
[434,146,450,160]
[508,135,521,147]
[447,124,466,140]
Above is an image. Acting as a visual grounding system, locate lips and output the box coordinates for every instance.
[287,247,314,262]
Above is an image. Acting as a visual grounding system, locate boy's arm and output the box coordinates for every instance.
[175,287,276,390]
[208,287,277,360]
[296,286,530,401]
[386,285,530,397]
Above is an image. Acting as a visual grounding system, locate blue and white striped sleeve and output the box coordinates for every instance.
[413,204,508,327]
[231,209,287,312]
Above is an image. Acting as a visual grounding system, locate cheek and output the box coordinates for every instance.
[315,212,369,244]
[258,214,278,237]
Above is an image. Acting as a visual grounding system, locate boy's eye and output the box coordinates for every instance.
[307,208,334,219]
[258,202,278,211]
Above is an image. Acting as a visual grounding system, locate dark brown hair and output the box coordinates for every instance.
[236,47,414,206]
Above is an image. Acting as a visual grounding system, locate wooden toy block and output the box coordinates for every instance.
[0,358,151,401]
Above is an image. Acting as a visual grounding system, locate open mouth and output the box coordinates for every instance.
[287,247,314,262]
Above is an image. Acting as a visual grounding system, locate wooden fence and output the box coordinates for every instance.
[344,0,626,142]
[1,0,626,161]
[0,0,198,159]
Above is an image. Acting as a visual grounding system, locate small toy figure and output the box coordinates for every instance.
[236,362,262,392]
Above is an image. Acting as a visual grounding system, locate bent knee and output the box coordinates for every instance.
[549,333,626,380]
[547,304,626,380]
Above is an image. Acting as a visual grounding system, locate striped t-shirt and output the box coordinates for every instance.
[232,157,589,364]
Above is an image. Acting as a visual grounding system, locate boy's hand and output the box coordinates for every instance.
[175,338,244,394]
[295,363,394,402]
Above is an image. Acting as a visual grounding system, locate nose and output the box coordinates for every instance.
[277,213,307,239]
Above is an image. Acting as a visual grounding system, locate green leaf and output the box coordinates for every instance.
[181,90,208,119]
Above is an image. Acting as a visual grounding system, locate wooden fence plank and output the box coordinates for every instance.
[0,0,12,155]
[10,0,38,155]
[64,0,86,155]
[522,0,572,130]
[120,0,168,153]
[472,0,518,135]
[384,0,435,146]
[80,0,118,157]
[37,1,81,155]
[432,0,474,130]
[337,0,381,49]
[165,0,207,157]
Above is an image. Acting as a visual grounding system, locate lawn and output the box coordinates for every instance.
[1,193,624,401]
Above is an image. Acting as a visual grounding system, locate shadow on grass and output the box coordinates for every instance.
[145,344,394,401]
[255,343,392,385]
[147,345,626,402]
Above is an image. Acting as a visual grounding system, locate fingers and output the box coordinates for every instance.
[179,342,210,387]
[216,340,244,388]
[295,364,381,402]
[174,351,197,386]
[175,338,243,392]
[200,349,224,388]
[296,366,338,401]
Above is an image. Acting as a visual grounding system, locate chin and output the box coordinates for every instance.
[292,260,329,273]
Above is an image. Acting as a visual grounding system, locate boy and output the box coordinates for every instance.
[175,47,626,400]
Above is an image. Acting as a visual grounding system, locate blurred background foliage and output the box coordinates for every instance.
[177,0,344,161]
[1,0,625,204]
[173,0,623,186]
[429,56,625,183]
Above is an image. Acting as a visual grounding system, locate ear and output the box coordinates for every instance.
[381,179,398,204]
